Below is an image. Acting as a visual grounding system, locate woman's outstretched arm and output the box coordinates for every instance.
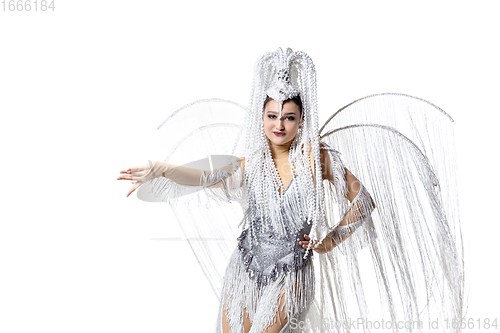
[117,157,245,197]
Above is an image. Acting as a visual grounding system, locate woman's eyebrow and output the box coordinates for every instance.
[266,110,297,115]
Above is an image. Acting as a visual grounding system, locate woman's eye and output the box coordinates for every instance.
[266,115,295,120]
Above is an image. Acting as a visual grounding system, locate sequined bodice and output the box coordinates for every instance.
[237,174,313,286]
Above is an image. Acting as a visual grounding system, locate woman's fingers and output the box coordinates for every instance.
[299,234,317,250]
[301,234,313,248]
[118,163,153,196]
[126,183,141,197]
[118,163,152,182]
[125,178,145,196]
[300,234,328,253]
[117,174,139,181]
[118,168,132,180]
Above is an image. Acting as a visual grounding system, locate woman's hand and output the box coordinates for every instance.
[299,234,336,254]
[117,162,154,197]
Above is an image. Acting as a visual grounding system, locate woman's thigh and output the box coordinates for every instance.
[260,292,288,333]
[221,304,252,333]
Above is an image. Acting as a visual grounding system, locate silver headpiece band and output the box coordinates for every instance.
[265,49,301,118]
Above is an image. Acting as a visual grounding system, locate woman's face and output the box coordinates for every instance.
[263,99,301,146]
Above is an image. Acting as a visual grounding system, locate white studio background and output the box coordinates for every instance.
[1,1,498,332]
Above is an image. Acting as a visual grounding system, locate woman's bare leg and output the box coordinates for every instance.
[222,303,252,333]
[261,292,288,333]
[243,308,252,333]
[222,304,231,333]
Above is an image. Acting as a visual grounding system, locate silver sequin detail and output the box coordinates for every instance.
[237,174,313,287]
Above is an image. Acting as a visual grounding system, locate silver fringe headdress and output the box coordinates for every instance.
[241,47,329,247]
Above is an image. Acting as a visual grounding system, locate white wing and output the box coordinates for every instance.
[314,93,465,331]
[137,99,248,296]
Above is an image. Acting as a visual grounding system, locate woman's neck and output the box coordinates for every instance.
[268,139,293,160]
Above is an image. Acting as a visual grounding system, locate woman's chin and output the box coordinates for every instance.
[267,136,293,145]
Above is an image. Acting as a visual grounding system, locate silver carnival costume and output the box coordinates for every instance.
[132,48,465,332]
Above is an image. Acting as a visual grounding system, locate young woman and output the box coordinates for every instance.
[118,48,464,333]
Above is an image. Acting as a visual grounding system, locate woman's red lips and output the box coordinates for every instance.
[273,132,285,136]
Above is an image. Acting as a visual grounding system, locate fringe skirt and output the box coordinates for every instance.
[216,247,315,333]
